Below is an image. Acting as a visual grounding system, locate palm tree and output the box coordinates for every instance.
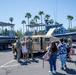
[38,11,44,24]
[44,14,50,25]
[39,11,44,30]
[45,14,50,20]
[9,17,14,23]
[34,15,40,32]
[25,13,31,25]
[34,15,40,23]
[21,20,26,34]
[30,19,36,32]
[67,15,74,28]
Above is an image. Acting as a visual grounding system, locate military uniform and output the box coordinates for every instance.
[68,37,72,47]
[26,39,34,60]
[16,39,22,62]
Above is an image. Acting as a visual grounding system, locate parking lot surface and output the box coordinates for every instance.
[0,48,76,75]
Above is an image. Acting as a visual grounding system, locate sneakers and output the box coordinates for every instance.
[53,70,56,74]
[49,71,51,72]
[61,67,64,70]
[49,70,56,74]
[65,64,67,68]
[61,65,67,70]
[49,71,53,73]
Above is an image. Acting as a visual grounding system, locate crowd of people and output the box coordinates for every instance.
[13,36,75,74]
[15,37,34,63]
[45,36,74,74]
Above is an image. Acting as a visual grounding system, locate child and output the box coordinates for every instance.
[22,42,27,61]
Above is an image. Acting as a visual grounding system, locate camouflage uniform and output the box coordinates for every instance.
[26,39,34,60]
[68,37,72,47]
[16,39,22,62]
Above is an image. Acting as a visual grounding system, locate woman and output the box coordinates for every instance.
[49,41,57,74]
[57,38,67,70]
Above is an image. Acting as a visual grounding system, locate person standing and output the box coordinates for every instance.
[57,38,67,70]
[68,36,73,59]
[22,42,27,61]
[68,36,72,47]
[16,37,22,63]
[26,37,34,60]
[48,41,58,74]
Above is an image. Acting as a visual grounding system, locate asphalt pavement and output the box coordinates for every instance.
[0,48,76,75]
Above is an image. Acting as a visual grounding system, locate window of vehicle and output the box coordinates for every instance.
[34,38,39,42]
[45,38,50,42]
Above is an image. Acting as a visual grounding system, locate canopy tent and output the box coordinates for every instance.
[0,22,14,27]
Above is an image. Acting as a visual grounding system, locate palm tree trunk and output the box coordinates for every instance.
[68,20,70,28]
[23,24,24,35]
[28,18,29,25]
[71,21,72,28]
[41,15,42,30]
[36,19,37,23]
[41,15,42,24]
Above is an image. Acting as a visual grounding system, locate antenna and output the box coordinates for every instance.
[56,0,57,22]
[54,0,57,23]
[54,7,56,23]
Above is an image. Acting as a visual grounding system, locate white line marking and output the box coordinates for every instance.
[1,64,20,68]
[0,59,17,68]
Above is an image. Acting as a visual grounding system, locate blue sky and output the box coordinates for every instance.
[0,0,76,31]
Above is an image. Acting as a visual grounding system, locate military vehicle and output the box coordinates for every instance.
[12,35,59,54]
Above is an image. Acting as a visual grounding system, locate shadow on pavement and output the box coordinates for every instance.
[67,59,76,64]
[34,52,45,59]
[18,59,39,66]
[54,72,66,75]
[20,62,28,65]
[29,59,39,63]
[64,68,76,75]
[51,68,76,75]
